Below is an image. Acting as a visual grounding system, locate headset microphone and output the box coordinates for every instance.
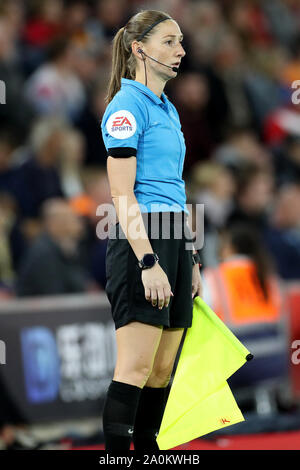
[137,49,179,73]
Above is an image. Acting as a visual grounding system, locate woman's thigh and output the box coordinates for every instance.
[146,328,185,387]
[113,321,164,387]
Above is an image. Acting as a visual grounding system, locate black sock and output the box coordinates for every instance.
[133,385,168,451]
[102,380,142,451]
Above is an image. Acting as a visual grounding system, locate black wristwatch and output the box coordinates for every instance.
[138,253,159,270]
[192,251,201,266]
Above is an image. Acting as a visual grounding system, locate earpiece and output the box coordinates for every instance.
[137,48,144,54]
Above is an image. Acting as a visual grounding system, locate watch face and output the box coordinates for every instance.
[143,253,156,267]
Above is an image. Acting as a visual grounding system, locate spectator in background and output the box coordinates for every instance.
[227,0,274,47]
[263,0,299,49]
[1,0,24,33]
[190,161,235,230]
[214,126,272,171]
[271,134,300,186]
[171,72,215,172]
[11,116,66,219]
[24,36,86,121]
[188,161,235,267]
[22,0,63,48]
[243,46,288,133]
[62,1,100,85]
[201,223,287,406]
[16,198,88,297]
[0,193,17,298]
[202,223,281,324]
[21,0,64,75]
[0,15,35,142]
[0,130,36,274]
[264,183,300,280]
[58,128,85,199]
[72,43,99,86]
[0,129,19,195]
[186,0,228,65]
[263,101,300,147]
[227,162,274,230]
[87,0,128,41]
[70,166,110,223]
[278,23,300,87]
[213,30,253,128]
[262,38,300,146]
[70,167,112,289]
[74,77,109,166]
[63,0,90,40]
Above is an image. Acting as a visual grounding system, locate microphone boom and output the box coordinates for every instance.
[138,49,179,73]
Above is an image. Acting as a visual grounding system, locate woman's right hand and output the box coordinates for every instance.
[141,264,173,309]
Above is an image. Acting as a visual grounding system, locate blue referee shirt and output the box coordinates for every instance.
[101,78,188,214]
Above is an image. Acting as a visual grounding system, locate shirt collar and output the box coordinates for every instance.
[121,78,168,107]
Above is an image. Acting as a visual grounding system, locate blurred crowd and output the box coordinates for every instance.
[1,0,300,450]
[0,0,300,299]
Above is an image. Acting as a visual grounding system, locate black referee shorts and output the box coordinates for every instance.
[105,212,194,330]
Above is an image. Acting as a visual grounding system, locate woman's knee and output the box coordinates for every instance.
[113,321,163,387]
[114,362,153,388]
[145,364,173,387]
[114,343,159,387]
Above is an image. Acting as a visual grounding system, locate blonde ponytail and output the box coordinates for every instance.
[105,27,131,104]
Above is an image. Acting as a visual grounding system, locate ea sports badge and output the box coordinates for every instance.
[106,110,137,139]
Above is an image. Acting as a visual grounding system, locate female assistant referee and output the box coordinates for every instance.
[101,10,203,451]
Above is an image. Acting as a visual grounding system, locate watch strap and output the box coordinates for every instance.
[192,251,201,265]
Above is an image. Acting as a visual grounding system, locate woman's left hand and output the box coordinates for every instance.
[192,264,203,298]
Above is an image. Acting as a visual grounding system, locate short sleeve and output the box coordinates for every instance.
[101,93,146,158]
